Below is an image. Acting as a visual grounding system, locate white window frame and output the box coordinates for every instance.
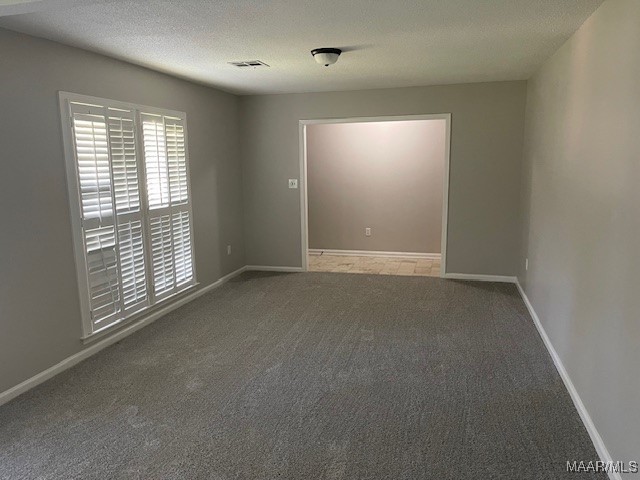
[59,91,197,339]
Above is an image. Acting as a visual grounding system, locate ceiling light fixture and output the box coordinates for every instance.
[311,48,342,66]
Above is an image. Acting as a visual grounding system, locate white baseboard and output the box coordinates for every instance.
[245,265,303,273]
[443,273,517,283]
[0,265,247,408]
[308,249,441,260]
[516,280,619,480]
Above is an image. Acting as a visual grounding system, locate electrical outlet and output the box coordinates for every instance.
[288,179,298,189]
[365,227,371,237]
[227,245,232,255]
[525,258,528,271]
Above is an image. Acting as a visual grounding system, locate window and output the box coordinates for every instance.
[60,93,196,337]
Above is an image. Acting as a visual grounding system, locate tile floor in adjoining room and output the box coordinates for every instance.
[308,254,441,277]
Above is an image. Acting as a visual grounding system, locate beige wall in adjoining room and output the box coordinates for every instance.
[307,120,445,254]
[0,27,245,393]
[240,81,527,275]
[518,0,640,465]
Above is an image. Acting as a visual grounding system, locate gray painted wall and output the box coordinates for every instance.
[0,28,245,393]
[307,120,445,254]
[240,82,527,274]
[518,0,640,464]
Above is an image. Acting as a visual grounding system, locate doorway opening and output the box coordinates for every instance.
[299,114,451,277]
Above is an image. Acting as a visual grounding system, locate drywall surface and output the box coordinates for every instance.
[0,28,244,392]
[519,0,640,465]
[307,120,445,253]
[240,81,526,273]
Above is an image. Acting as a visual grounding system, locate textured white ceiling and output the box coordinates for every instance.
[0,0,603,95]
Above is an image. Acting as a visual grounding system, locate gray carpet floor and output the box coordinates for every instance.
[0,272,605,479]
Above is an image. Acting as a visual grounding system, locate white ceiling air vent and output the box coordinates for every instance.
[229,60,270,68]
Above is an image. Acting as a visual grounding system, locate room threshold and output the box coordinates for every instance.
[308,253,441,277]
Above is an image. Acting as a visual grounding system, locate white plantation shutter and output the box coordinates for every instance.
[165,117,194,287]
[149,214,175,293]
[142,113,195,298]
[84,224,120,326]
[107,109,148,314]
[172,210,193,285]
[73,113,113,220]
[142,116,170,209]
[109,114,141,213]
[165,118,189,203]
[62,94,196,337]
[117,219,147,309]
[71,106,121,328]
